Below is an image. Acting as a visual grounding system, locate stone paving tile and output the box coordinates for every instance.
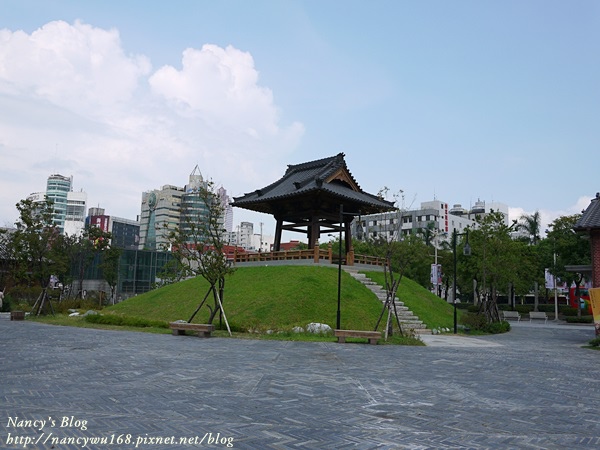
[1,320,599,449]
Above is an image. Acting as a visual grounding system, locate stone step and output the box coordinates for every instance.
[412,328,432,335]
[392,306,409,312]
[351,271,428,334]
[396,312,418,319]
[399,318,423,324]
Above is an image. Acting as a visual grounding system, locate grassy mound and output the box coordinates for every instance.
[106,266,388,332]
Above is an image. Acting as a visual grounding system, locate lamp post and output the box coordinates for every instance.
[452,229,471,334]
[545,229,559,322]
[553,248,559,321]
[336,204,362,330]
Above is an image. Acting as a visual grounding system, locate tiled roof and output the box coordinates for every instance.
[232,153,395,213]
[574,193,600,230]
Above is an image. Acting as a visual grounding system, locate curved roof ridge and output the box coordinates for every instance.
[285,152,344,175]
[574,192,600,230]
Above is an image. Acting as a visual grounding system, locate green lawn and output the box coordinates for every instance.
[108,265,387,332]
[32,265,455,343]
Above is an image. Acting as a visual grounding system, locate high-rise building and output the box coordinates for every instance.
[138,166,230,251]
[218,186,233,234]
[139,184,184,251]
[28,174,87,236]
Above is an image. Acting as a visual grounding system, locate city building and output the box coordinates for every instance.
[226,221,274,252]
[87,207,140,250]
[352,198,509,243]
[28,174,87,236]
[138,166,230,251]
[139,184,184,251]
[218,186,234,234]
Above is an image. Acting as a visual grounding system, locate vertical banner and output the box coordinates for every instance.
[430,264,437,285]
[430,264,442,285]
[544,268,554,289]
[589,288,600,337]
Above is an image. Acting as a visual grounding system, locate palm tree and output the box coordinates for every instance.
[518,211,541,245]
[518,211,542,312]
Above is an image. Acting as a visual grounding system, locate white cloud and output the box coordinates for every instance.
[0,21,304,227]
[510,195,594,237]
[0,20,151,114]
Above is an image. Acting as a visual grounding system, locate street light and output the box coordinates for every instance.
[336,205,362,330]
[545,229,560,322]
[452,228,471,334]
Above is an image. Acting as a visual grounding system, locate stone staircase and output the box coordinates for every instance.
[344,268,430,335]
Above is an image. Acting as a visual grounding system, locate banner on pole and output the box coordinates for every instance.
[430,264,442,285]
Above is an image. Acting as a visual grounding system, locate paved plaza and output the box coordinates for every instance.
[1,318,599,449]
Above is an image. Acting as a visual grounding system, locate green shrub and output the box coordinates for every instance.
[467,305,480,313]
[515,305,531,314]
[588,337,600,347]
[459,313,510,334]
[459,312,488,331]
[455,303,472,310]
[13,302,32,312]
[565,316,593,324]
[6,286,42,304]
[84,314,168,329]
[485,320,510,334]
[537,305,556,313]
[560,306,578,316]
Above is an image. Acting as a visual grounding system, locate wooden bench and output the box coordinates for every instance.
[169,322,215,338]
[334,329,381,345]
[502,311,521,322]
[10,311,25,321]
[529,311,548,324]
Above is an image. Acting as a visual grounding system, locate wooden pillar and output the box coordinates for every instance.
[344,220,352,256]
[274,218,283,252]
[309,216,320,249]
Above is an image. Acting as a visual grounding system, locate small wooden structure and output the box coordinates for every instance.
[169,322,215,337]
[232,153,395,257]
[334,329,381,345]
[574,192,600,288]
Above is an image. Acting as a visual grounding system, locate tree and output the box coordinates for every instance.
[366,189,423,338]
[71,226,112,299]
[99,245,121,305]
[543,214,590,317]
[468,211,521,323]
[518,211,542,245]
[161,180,235,332]
[0,228,19,295]
[11,198,67,315]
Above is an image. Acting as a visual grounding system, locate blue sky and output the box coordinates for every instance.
[1,0,598,236]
